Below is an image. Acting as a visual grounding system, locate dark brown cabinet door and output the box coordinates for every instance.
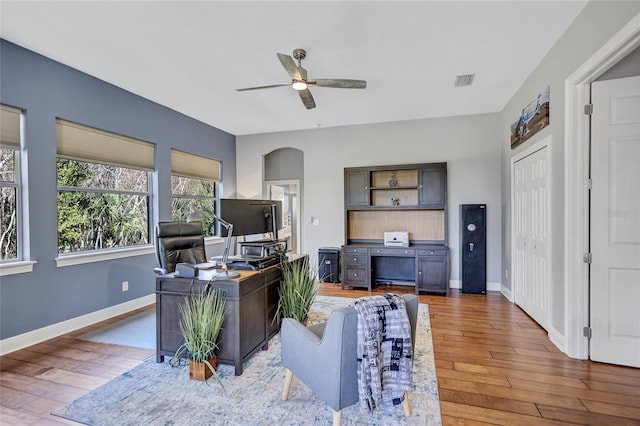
[417,254,448,294]
[418,165,446,207]
[345,170,370,206]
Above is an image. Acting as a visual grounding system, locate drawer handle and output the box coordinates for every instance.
[353,273,358,277]
[353,257,358,261]
[430,250,434,254]
[418,271,422,275]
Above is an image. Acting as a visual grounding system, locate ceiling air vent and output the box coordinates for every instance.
[454,73,475,87]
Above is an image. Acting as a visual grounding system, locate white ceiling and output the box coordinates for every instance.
[1,1,588,136]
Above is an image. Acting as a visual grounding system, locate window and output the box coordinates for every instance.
[0,105,22,262]
[170,149,220,237]
[56,120,154,254]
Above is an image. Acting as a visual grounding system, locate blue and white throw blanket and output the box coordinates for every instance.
[353,293,413,412]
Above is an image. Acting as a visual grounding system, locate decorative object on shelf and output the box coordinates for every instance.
[389,174,398,187]
[391,197,400,206]
[510,85,549,149]
[174,288,226,384]
[275,256,318,324]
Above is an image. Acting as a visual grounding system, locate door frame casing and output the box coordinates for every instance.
[263,179,302,254]
[511,136,552,334]
[564,12,640,359]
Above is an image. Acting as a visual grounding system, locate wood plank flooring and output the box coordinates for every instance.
[1,285,639,425]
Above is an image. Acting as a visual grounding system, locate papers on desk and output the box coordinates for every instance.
[195,262,218,270]
[198,268,241,281]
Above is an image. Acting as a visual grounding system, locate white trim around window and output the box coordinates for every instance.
[56,245,155,267]
[0,260,37,276]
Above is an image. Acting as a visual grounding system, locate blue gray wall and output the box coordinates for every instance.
[0,40,236,340]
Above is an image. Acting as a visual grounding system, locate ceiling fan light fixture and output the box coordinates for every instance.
[292,80,308,91]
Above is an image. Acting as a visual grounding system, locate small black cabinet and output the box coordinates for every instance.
[319,247,341,283]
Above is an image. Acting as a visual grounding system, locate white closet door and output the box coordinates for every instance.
[590,76,640,368]
[513,146,550,330]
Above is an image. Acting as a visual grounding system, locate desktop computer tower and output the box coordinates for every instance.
[318,247,341,283]
[460,204,486,294]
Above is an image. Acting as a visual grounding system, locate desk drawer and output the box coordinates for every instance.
[344,254,368,265]
[343,246,368,255]
[418,248,448,256]
[370,247,415,257]
[343,266,369,287]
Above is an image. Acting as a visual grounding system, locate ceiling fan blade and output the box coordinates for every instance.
[236,83,291,92]
[298,89,316,110]
[277,53,302,80]
[311,79,367,89]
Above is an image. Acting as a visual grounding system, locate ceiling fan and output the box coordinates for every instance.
[236,48,367,110]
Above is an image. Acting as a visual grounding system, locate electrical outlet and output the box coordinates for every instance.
[122,281,129,292]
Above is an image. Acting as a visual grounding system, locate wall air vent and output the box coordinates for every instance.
[454,73,475,87]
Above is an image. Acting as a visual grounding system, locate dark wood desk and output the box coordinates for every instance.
[155,255,305,375]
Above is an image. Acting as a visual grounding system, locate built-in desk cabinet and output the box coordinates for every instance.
[342,163,449,295]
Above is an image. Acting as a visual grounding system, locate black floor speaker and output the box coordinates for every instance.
[460,204,486,294]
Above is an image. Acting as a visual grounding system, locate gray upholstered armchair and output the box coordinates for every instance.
[281,294,419,426]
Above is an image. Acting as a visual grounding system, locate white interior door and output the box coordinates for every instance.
[590,76,640,367]
[513,145,550,330]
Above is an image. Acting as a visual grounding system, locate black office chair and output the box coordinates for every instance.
[154,221,207,274]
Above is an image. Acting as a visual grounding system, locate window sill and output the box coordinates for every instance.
[0,260,37,276]
[56,245,155,267]
[54,238,224,268]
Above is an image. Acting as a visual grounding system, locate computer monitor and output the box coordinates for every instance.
[219,199,283,238]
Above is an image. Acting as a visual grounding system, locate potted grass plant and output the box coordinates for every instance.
[174,288,226,384]
[276,256,318,325]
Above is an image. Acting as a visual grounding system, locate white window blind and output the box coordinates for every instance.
[171,149,220,181]
[56,119,154,170]
[0,105,21,149]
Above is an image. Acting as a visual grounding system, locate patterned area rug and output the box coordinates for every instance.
[55,295,441,425]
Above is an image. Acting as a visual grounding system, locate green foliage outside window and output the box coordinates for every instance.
[171,175,215,236]
[57,158,149,253]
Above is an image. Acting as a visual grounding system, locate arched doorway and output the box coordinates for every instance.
[264,148,303,253]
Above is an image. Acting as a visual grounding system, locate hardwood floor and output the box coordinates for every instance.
[1,285,639,425]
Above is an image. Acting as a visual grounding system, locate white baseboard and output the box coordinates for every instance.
[500,285,513,302]
[548,326,569,356]
[0,294,155,356]
[487,281,500,292]
[449,280,501,292]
